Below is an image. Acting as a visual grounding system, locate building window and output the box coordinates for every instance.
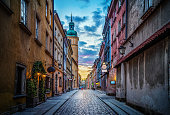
[36,17,40,39]
[114,9,117,18]
[59,77,62,87]
[2,0,10,8]
[144,0,153,12]
[118,20,121,33]
[15,63,26,95]
[46,2,48,17]
[55,28,56,37]
[118,0,121,8]
[122,12,126,24]
[45,77,51,89]
[50,11,52,25]
[21,0,27,25]
[46,33,48,50]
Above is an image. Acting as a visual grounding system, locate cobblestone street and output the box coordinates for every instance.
[55,90,116,115]
[14,90,143,115]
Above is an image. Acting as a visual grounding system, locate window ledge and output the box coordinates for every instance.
[13,94,26,99]
[0,1,13,15]
[141,6,154,20]
[34,38,42,47]
[19,22,32,36]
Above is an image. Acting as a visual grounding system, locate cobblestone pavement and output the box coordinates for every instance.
[54,90,117,115]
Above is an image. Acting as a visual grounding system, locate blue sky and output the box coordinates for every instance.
[54,0,111,78]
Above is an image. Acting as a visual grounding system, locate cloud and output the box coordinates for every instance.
[83,8,103,33]
[79,41,87,47]
[100,0,111,13]
[65,15,88,23]
[61,21,65,25]
[84,26,97,33]
[88,45,96,49]
[88,33,101,37]
[79,49,97,56]
[92,8,103,26]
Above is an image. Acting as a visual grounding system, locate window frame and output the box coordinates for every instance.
[21,0,27,26]
[35,17,40,40]
[118,20,121,33]
[14,63,26,96]
[46,1,48,18]
[144,0,153,12]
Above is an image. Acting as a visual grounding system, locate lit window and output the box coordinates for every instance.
[15,63,26,95]
[21,0,27,25]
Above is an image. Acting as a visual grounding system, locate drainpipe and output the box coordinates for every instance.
[52,0,55,97]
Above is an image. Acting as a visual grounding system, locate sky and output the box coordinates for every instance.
[54,0,111,79]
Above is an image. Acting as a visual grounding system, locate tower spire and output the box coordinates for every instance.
[71,13,72,22]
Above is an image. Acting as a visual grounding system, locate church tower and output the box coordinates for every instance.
[67,14,79,88]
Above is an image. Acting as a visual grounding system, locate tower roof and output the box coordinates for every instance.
[67,13,77,37]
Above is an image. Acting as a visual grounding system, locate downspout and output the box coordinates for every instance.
[52,0,55,97]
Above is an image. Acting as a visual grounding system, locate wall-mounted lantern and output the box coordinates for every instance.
[47,67,55,74]
[118,46,126,55]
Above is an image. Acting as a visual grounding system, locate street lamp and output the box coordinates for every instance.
[118,45,126,55]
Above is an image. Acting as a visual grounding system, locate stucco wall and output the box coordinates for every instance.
[126,37,170,114]
[125,0,170,55]
[0,0,53,113]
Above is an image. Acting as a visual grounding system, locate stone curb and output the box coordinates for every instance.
[44,90,78,115]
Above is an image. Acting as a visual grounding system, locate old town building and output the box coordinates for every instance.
[114,0,170,114]
[0,0,53,114]
[53,12,64,94]
[108,0,126,97]
[66,39,73,91]
[67,15,79,89]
